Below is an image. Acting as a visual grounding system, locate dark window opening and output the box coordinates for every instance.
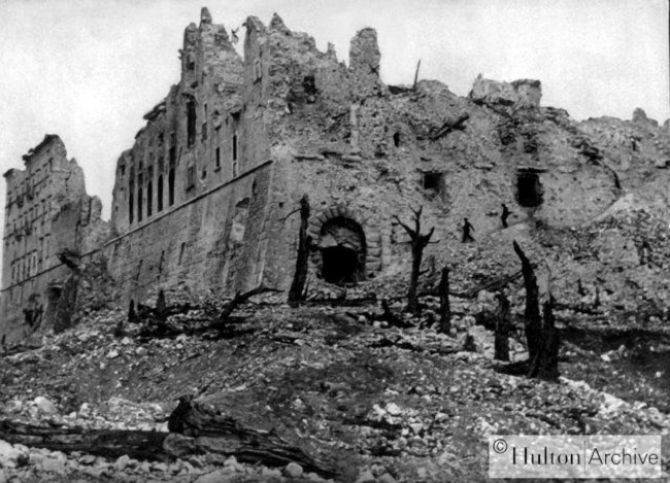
[179,242,186,264]
[319,216,366,285]
[202,122,207,142]
[215,147,221,169]
[516,171,543,207]
[169,147,176,169]
[129,183,134,224]
[303,75,317,102]
[186,98,196,147]
[137,187,143,222]
[232,134,238,176]
[168,169,175,206]
[147,181,153,217]
[423,172,442,192]
[393,132,401,147]
[201,167,207,179]
[119,164,126,175]
[157,175,164,211]
[186,166,195,190]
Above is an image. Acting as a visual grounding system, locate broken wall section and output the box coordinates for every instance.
[1,135,109,343]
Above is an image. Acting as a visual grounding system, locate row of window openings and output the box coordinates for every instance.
[6,158,54,201]
[127,136,238,226]
[10,250,44,283]
[10,201,52,231]
[128,172,170,225]
[122,132,236,181]
[120,95,234,176]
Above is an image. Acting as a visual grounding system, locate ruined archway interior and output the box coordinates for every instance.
[319,217,366,285]
[516,171,544,207]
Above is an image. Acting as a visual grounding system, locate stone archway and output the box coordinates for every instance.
[318,217,366,285]
[308,205,382,282]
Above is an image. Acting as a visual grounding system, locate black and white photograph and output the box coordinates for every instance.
[0,0,669,481]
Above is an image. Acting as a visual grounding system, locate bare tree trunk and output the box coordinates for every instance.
[393,206,435,315]
[288,195,311,308]
[529,295,560,379]
[512,241,542,363]
[413,59,421,90]
[438,267,451,334]
[494,291,510,361]
[407,244,422,314]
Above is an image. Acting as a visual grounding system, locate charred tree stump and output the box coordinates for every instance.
[393,206,436,314]
[494,291,511,361]
[288,195,311,307]
[380,299,412,328]
[528,295,560,379]
[438,267,451,334]
[156,290,167,321]
[128,300,138,323]
[512,241,542,363]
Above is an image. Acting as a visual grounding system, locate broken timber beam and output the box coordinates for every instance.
[0,397,337,478]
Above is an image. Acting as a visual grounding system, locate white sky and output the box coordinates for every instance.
[0,0,668,238]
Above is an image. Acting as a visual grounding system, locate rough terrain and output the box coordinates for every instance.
[1,291,668,482]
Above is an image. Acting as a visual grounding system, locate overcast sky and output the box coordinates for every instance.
[0,0,668,237]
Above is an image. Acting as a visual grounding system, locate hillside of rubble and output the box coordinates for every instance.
[1,290,669,482]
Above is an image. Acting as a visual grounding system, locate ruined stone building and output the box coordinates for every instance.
[2,8,669,342]
[1,136,107,341]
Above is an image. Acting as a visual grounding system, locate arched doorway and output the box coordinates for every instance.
[319,217,366,285]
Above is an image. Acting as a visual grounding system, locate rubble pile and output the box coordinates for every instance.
[1,303,668,481]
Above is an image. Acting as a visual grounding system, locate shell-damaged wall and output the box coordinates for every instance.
[255,15,620,290]
[106,8,273,304]
[1,136,109,343]
[5,9,658,342]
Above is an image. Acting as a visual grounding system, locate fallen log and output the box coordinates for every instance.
[166,396,336,477]
[0,419,168,461]
[217,285,281,323]
[0,397,337,478]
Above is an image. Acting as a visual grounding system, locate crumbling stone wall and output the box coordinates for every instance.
[254,14,620,292]
[106,8,273,306]
[3,8,669,340]
[1,135,109,343]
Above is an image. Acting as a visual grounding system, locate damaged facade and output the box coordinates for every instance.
[3,8,667,342]
[1,136,108,341]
